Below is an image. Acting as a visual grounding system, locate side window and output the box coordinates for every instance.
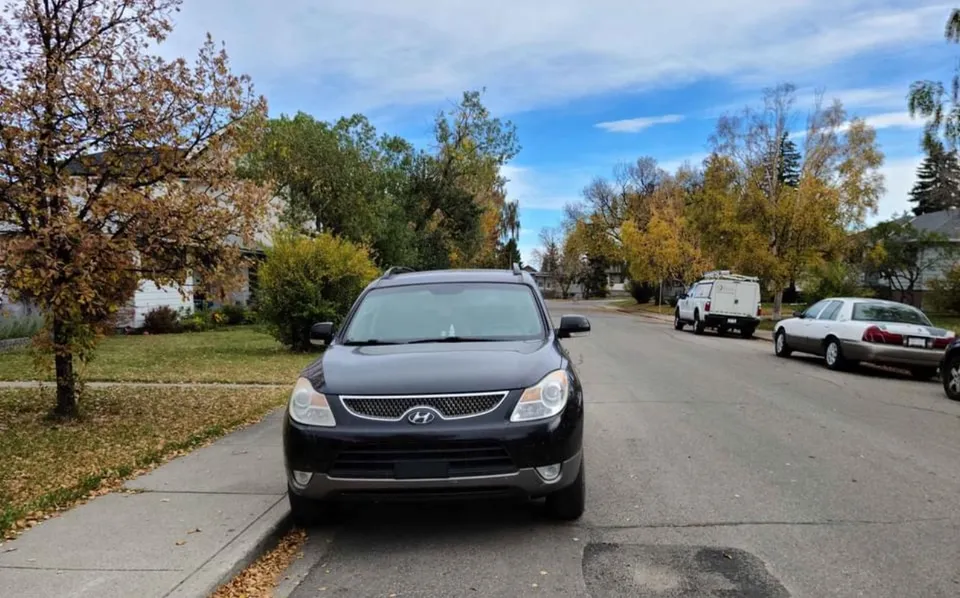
[817,300,843,321]
[695,283,713,298]
[805,300,830,319]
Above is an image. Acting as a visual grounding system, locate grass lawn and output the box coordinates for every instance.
[0,326,315,384]
[0,386,286,539]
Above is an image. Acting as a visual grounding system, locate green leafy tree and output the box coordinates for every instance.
[908,142,960,215]
[928,264,960,314]
[257,231,379,351]
[909,9,960,150]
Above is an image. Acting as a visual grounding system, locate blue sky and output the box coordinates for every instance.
[163,0,956,265]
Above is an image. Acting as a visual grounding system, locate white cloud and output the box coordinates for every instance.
[873,155,923,222]
[858,111,924,131]
[502,164,586,210]
[595,114,684,133]
[161,1,947,116]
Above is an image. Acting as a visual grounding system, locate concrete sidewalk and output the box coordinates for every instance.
[0,410,291,598]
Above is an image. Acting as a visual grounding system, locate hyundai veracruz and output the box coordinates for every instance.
[282,266,591,524]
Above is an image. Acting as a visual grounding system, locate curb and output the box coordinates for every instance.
[166,496,292,598]
[0,337,30,352]
[615,308,776,343]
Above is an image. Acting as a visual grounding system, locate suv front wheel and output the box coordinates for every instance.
[545,461,585,521]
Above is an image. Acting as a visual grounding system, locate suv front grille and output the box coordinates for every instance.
[329,441,517,479]
[341,392,507,421]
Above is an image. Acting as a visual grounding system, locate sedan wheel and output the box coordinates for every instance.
[774,330,792,358]
[944,357,960,401]
[824,339,845,371]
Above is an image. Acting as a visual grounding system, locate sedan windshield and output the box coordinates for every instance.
[851,302,932,326]
[342,283,546,344]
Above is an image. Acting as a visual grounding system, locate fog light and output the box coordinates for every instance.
[536,463,562,482]
[291,470,313,487]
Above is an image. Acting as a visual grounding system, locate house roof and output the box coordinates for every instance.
[910,208,960,240]
[521,265,538,273]
[64,148,189,177]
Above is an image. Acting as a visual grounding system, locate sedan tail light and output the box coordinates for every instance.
[933,337,953,349]
[862,325,903,344]
[705,301,711,312]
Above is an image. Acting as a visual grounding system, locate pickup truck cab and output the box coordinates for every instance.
[674,271,762,339]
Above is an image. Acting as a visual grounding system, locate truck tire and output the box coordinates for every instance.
[693,311,705,335]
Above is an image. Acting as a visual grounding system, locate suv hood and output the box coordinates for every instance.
[303,339,562,395]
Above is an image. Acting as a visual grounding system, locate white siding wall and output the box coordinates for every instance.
[128,277,194,328]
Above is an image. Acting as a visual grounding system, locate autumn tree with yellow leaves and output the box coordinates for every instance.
[0,0,270,417]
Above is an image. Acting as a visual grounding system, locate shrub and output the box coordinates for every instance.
[928,265,960,314]
[0,314,44,340]
[628,281,655,304]
[142,306,180,334]
[257,231,379,351]
[216,304,249,325]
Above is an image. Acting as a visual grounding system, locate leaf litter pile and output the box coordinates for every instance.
[0,385,285,539]
[212,528,307,598]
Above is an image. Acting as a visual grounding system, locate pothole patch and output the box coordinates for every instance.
[583,543,790,597]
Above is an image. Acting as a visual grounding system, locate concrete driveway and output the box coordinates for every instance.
[288,305,960,597]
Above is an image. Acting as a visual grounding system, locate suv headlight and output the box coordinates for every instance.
[288,377,336,427]
[510,370,570,422]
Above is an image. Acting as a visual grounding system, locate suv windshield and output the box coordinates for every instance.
[851,302,932,326]
[342,282,546,344]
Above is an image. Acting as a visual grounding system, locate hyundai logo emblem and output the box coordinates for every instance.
[407,409,436,425]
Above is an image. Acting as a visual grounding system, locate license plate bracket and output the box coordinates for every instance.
[727,318,738,324]
[394,461,449,480]
[906,337,926,348]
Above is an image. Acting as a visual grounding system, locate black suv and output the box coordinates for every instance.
[283,266,590,523]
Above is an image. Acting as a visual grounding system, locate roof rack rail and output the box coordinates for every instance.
[701,270,759,282]
[511,262,522,275]
[383,266,415,279]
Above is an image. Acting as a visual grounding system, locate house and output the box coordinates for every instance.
[867,208,960,308]
[1,149,282,329]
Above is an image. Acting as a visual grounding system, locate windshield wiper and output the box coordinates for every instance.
[405,336,500,344]
[342,339,403,346]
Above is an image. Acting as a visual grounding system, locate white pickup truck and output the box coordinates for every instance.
[674,271,762,339]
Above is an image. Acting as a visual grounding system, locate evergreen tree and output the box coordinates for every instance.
[777,131,801,188]
[909,143,960,215]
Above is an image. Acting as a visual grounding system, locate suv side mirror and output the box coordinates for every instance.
[793,311,805,319]
[310,322,335,346]
[557,314,591,339]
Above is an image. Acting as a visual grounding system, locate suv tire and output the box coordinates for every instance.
[288,488,334,527]
[943,354,960,401]
[693,311,705,335]
[545,461,585,521]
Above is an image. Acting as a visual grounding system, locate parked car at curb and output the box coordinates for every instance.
[941,339,960,401]
[674,271,762,338]
[773,298,953,379]
[283,265,591,525]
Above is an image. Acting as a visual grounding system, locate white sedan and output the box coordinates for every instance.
[773,298,954,379]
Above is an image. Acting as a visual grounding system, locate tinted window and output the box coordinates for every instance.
[851,302,931,325]
[817,300,843,321]
[804,300,830,319]
[343,283,545,343]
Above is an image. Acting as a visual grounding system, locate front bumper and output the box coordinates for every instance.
[291,450,582,501]
[840,340,943,368]
[283,390,584,501]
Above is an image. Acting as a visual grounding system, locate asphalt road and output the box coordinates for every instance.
[287,304,960,598]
